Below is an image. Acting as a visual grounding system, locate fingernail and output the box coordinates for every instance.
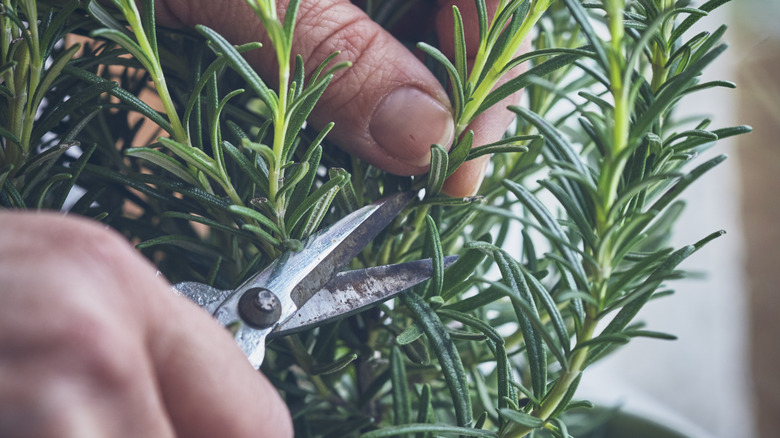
[469,157,490,196]
[369,87,454,168]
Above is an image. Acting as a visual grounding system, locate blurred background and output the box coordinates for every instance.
[579,2,780,437]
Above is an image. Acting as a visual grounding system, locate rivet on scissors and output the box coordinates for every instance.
[238,288,282,329]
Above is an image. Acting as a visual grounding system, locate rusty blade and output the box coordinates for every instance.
[271,255,457,337]
[205,191,415,368]
[286,190,416,309]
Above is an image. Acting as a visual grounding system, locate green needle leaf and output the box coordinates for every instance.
[330,168,359,213]
[361,424,497,438]
[289,141,324,212]
[228,205,282,235]
[391,346,411,426]
[426,144,449,197]
[437,309,503,345]
[475,0,488,46]
[498,409,544,428]
[589,244,699,364]
[649,154,727,213]
[418,42,465,117]
[560,0,608,69]
[446,131,473,177]
[157,137,223,184]
[64,66,173,134]
[140,0,157,57]
[631,44,728,147]
[287,171,346,235]
[161,211,252,238]
[285,74,333,158]
[441,238,489,301]
[396,324,424,345]
[0,126,21,146]
[496,342,517,423]
[284,0,302,41]
[477,52,581,119]
[523,269,570,355]
[417,384,435,430]
[452,6,468,82]
[401,292,472,427]
[32,81,118,146]
[1,176,25,208]
[493,250,548,397]
[467,143,528,160]
[125,147,200,186]
[547,373,584,420]
[311,353,358,375]
[222,141,270,195]
[277,161,310,199]
[31,44,81,114]
[137,234,224,258]
[671,0,733,45]
[91,28,155,73]
[87,0,133,35]
[504,179,588,287]
[197,25,277,111]
[35,174,71,209]
[299,184,341,238]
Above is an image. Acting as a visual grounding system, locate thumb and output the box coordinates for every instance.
[158,0,455,175]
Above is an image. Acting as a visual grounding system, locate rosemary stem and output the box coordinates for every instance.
[597,0,628,233]
[395,204,430,257]
[502,318,598,438]
[651,0,674,91]
[269,47,290,232]
[18,0,39,156]
[458,0,552,135]
[123,4,188,144]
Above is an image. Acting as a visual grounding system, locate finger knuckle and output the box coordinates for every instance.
[302,15,387,115]
[299,5,382,80]
[53,312,141,391]
[47,216,134,272]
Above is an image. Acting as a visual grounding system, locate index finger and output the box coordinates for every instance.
[146,282,292,437]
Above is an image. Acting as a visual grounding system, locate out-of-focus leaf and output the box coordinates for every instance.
[126,147,199,186]
[401,292,472,427]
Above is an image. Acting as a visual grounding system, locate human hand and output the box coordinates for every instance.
[155,0,525,197]
[0,212,292,437]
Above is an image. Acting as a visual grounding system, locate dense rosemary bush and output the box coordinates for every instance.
[1,0,750,436]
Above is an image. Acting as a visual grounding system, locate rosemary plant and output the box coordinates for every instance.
[0,0,750,436]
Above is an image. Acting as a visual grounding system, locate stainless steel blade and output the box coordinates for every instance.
[207,191,415,368]
[172,281,230,313]
[271,255,458,337]
[286,190,416,309]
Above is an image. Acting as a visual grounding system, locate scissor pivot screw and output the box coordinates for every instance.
[238,288,281,329]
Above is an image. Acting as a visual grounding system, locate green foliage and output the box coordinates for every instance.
[0,0,749,437]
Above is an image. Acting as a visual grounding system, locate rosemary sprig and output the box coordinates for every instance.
[0,1,750,436]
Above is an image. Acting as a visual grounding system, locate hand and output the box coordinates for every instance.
[0,212,293,438]
[155,0,525,197]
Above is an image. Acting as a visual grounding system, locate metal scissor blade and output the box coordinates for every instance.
[284,190,416,309]
[204,191,415,369]
[271,255,458,337]
[172,282,230,313]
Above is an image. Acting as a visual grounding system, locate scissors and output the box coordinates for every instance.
[173,191,455,368]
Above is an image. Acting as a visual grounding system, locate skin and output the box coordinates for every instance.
[0,1,523,436]
[0,213,292,437]
[156,0,524,196]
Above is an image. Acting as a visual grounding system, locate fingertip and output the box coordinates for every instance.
[149,295,292,438]
[283,1,455,176]
[435,1,500,58]
[442,155,490,197]
[369,86,455,172]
